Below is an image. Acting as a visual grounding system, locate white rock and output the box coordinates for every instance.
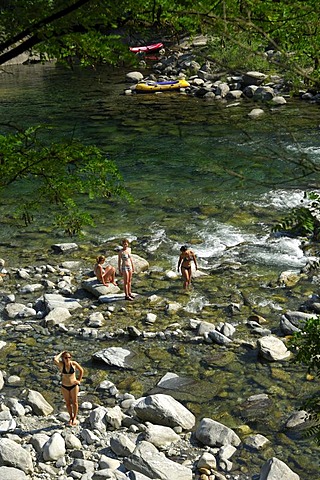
[196,418,241,447]
[0,438,33,473]
[258,336,291,361]
[26,389,54,416]
[134,394,195,430]
[124,440,192,480]
[248,108,265,118]
[197,451,217,470]
[0,466,27,479]
[260,457,300,480]
[43,432,66,461]
[144,422,180,449]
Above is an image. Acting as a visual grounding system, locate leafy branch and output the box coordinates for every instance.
[0,125,132,235]
[272,192,320,240]
[288,317,320,444]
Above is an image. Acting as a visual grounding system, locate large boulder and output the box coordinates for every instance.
[108,254,149,274]
[93,347,136,370]
[4,303,36,319]
[257,336,291,361]
[0,438,33,473]
[43,307,71,327]
[0,410,16,433]
[280,311,315,335]
[0,466,27,479]
[126,72,144,83]
[42,432,66,462]
[144,423,180,449]
[43,293,82,312]
[81,278,120,298]
[195,418,241,447]
[124,441,192,480]
[26,390,54,416]
[134,394,195,430]
[260,457,300,480]
[51,243,78,254]
[242,71,267,86]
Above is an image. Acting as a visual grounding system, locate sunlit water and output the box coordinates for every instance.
[0,63,320,478]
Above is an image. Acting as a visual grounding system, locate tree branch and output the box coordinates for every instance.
[0,0,92,52]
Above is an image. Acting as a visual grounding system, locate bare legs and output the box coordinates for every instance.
[123,269,133,299]
[61,385,79,426]
[181,266,192,289]
[103,265,117,285]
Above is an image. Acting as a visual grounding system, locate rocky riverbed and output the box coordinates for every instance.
[0,238,319,480]
[124,35,320,110]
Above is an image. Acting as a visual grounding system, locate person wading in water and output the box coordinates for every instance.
[177,245,198,289]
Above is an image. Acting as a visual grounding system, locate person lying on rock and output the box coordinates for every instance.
[94,255,117,286]
[53,351,84,426]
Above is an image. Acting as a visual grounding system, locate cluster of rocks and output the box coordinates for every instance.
[0,379,303,480]
[0,248,297,363]
[0,244,318,479]
[124,40,320,112]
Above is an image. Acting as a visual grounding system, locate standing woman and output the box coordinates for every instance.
[53,351,84,426]
[118,238,135,300]
[177,245,198,289]
[94,255,117,286]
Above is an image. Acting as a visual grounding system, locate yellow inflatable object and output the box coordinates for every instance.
[135,79,190,93]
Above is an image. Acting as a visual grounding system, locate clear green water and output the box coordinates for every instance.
[0,63,319,478]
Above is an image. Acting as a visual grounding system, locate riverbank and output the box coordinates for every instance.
[0,236,320,479]
[0,56,320,479]
[124,36,320,107]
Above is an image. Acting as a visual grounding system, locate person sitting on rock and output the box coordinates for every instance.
[94,255,117,286]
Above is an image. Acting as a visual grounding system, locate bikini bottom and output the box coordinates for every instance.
[62,384,78,391]
[181,266,191,272]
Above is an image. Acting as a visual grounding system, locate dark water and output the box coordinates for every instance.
[0,63,320,478]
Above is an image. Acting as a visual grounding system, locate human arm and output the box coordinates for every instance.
[118,252,121,274]
[192,251,198,270]
[73,361,84,384]
[177,254,182,272]
[53,352,63,366]
[95,264,105,284]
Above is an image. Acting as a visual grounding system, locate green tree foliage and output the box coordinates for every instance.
[273,192,320,240]
[289,317,320,444]
[0,125,131,235]
[0,1,320,86]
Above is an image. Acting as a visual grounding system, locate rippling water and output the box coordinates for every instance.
[0,63,320,478]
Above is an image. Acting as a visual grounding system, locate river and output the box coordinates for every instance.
[0,62,319,478]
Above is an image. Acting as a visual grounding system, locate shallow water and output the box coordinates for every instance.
[0,63,320,478]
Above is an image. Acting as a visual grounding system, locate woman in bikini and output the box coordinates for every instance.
[53,351,84,426]
[94,255,117,286]
[118,238,135,300]
[177,245,198,289]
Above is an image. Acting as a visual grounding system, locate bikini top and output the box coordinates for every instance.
[182,253,193,262]
[122,252,131,260]
[62,362,75,375]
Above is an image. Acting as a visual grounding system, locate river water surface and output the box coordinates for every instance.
[0,63,320,478]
